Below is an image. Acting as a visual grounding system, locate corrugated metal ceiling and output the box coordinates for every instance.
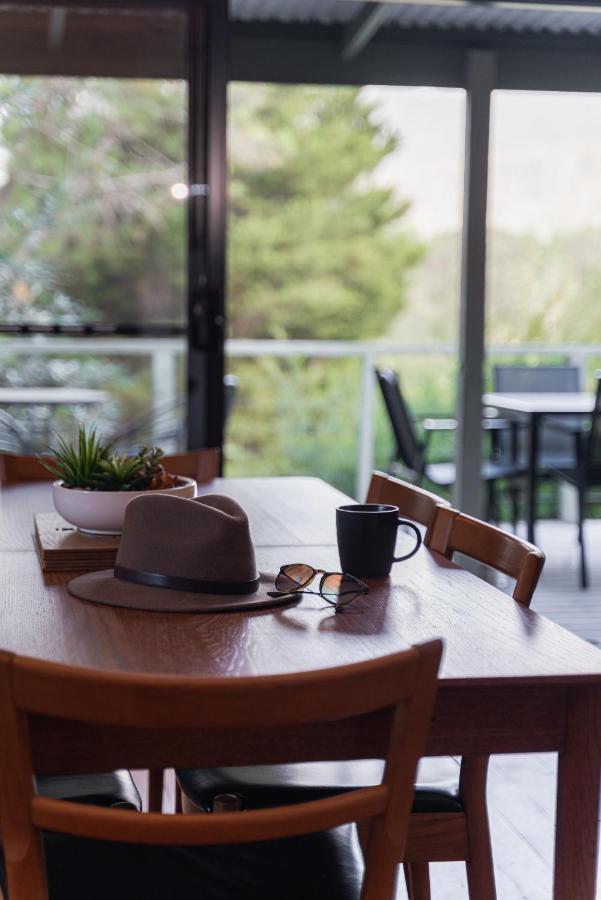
[230,0,601,37]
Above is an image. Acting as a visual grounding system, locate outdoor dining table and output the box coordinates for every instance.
[484,391,594,543]
[0,475,601,899]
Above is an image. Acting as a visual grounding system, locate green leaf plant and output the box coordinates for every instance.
[40,427,177,492]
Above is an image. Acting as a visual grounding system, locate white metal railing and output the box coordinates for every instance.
[1,336,600,498]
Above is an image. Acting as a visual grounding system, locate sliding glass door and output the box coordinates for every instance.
[0,2,226,455]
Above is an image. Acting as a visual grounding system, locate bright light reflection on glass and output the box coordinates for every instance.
[170,182,188,200]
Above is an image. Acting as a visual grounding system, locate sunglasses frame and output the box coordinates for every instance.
[274,563,369,609]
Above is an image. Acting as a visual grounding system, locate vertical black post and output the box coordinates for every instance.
[187,0,228,461]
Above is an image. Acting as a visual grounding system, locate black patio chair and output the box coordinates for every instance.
[492,365,582,471]
[550,373,601,589]
[375,367,523,525]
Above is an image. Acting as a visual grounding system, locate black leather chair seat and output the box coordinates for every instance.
[176,756,463,816]
[37,771,142,810]
[0,825,362,900]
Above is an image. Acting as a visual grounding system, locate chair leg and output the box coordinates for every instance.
[175,780,183,813]
[147,768,164,812]
[403,862,414,899]
[406,863,431,900]
[460,757,497,900]
[577,484,589,589]
[510,484,519,535]
[486,481,497,524]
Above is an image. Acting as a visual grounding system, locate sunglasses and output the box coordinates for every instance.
[268,564,369,612]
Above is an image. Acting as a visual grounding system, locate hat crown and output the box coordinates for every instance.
[116,493,257,584]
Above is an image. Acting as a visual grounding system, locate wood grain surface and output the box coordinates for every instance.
[34,513,119,572]
[0,478,599,687]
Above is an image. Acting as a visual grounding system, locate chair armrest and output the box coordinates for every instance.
[423,417,514,432]
[423,418,457,432]
[482,417,514,431]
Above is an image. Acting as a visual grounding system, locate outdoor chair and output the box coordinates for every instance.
[492,364,582,471]
[176,503,544,900]
[375,366,523,527]
[549,372,601,588]
[0,641,441,900]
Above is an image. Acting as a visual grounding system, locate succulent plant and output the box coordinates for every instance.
[41,427,107,489]
[41,428,179,492]
[92,453,148,492]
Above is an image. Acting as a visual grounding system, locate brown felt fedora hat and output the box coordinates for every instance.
[68,493,282,613]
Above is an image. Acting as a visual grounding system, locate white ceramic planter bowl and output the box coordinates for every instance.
[52,477,197,535]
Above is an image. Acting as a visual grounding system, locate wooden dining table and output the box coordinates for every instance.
[1,475,601,899]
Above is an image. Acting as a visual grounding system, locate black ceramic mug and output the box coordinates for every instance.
[336,503,422,578]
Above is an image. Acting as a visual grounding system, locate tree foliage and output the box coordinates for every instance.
[0,78,421,341]
[228,83,423,339]
[0,77,186,324]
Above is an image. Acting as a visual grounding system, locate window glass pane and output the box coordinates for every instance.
[487,90,601,520]
[0,5,188,451]
[488,90,601,349]
[0,75,187,326]
[225,84,465,495]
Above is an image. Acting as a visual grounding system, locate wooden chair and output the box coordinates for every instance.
[0,641,441,900]
[428,506,545,605]
[161,448,220,482]
[366,471,449,543]
[0,454,53,486]
[0,448,220,488]
[178,506,544,900]
[398,506,545,899]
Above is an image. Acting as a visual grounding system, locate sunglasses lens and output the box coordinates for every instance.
[276,564,314,592]
[321,573,364,607]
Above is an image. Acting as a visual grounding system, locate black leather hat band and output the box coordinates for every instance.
[114,565,260,596]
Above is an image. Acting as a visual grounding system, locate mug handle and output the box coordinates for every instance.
[393,519,422,562]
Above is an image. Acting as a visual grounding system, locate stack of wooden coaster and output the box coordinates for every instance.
[33,512,119,573]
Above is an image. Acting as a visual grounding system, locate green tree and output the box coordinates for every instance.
[228,83,423,339]
[0,77,186,325]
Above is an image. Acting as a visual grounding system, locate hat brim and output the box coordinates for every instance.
[68,569,297,613]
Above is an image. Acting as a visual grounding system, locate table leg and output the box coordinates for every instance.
[554,686,601,900]
[527,412,539,544]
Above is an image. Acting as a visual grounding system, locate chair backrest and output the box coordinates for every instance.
[0,641,442,900]
[492,365,582,463]
[374,368,423,475]
[493,365,580,393]
[366,472,449,542]
[0,454,53,486]
[428,507,544,606]
[0,449,220,487]
[161,448,220,482]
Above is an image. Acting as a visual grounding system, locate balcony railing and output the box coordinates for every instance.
[1,336,599,499]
